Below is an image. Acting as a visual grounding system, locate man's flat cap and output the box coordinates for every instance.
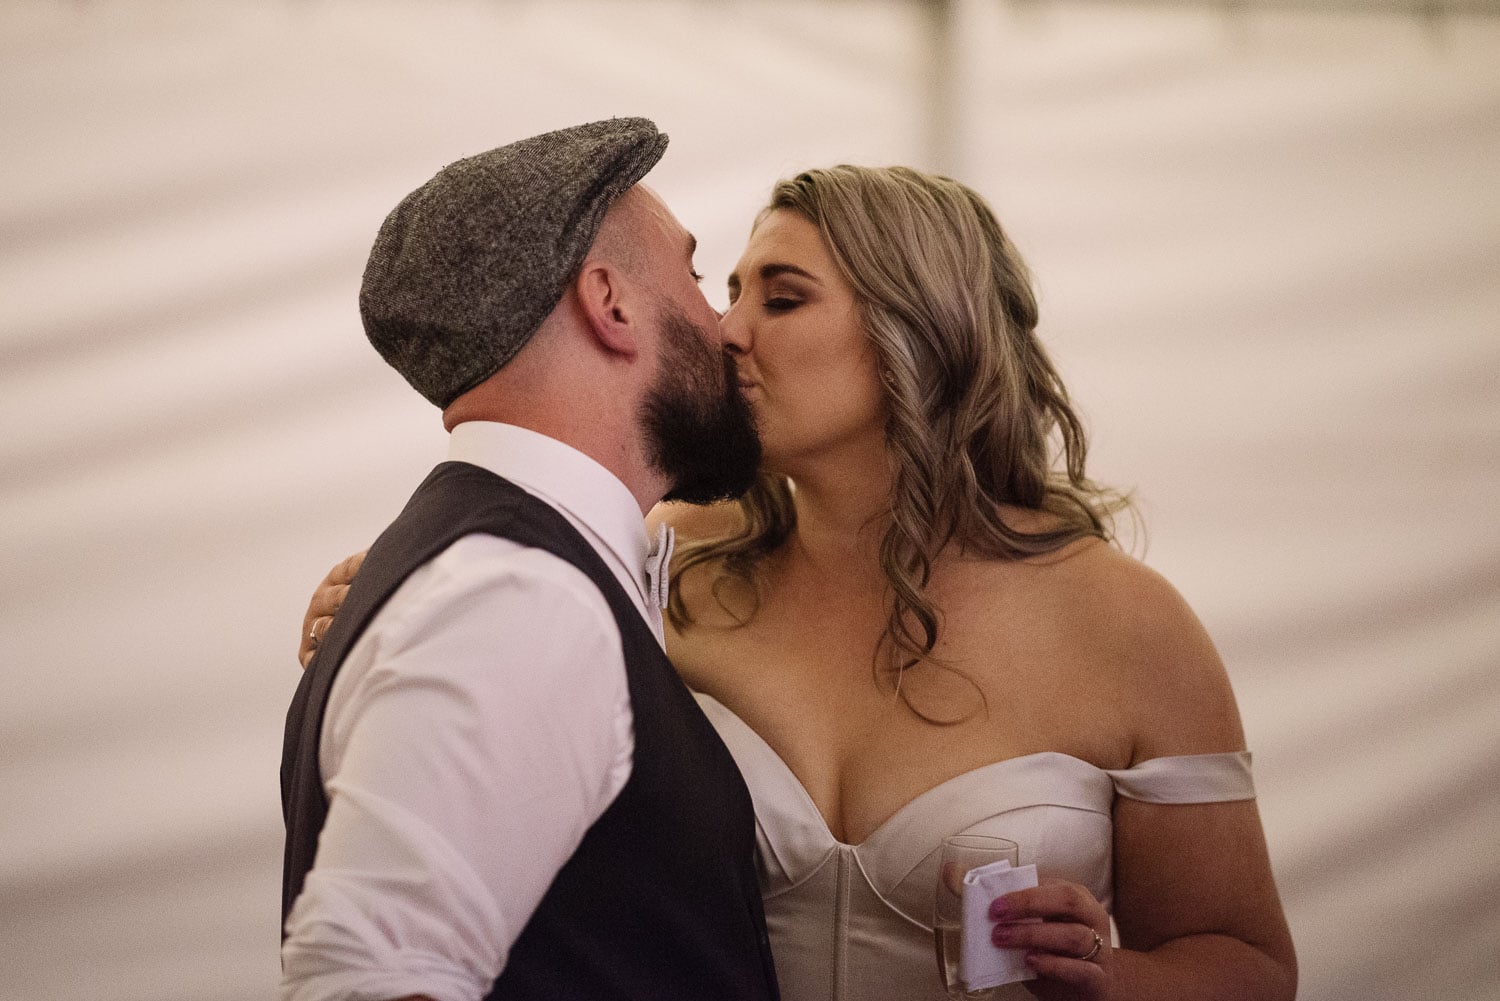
[359,117,669,407]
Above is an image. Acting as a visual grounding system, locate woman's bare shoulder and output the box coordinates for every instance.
[1054,539,1191,622]
[1032,541,1247,757]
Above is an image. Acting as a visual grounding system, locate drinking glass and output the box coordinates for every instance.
[933,834,1020,999]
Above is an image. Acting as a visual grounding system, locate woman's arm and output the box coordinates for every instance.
[1107,796,1296,999]
[994,555,1295,1001]
[1105,560,1295,999]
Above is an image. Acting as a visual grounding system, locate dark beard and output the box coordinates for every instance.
[641,306,762,505]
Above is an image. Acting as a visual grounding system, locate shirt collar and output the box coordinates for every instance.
[447,421,656,630]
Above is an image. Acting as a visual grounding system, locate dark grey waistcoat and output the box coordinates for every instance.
[281,461,779,1000]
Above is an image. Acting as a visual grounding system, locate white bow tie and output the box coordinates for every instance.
[643,523,675,610]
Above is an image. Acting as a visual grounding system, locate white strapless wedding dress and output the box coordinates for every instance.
[696,693,1255,1001]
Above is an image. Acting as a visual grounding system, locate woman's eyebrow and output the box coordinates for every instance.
[727,261,822,298]
[726,261,822,291]
[759,262,820,284]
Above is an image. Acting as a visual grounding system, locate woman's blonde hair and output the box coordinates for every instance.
[670,165,1132,714]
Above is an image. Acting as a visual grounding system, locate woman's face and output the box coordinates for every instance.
[722,209,886,473]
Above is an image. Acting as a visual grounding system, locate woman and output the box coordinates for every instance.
[301,165,1296,1000]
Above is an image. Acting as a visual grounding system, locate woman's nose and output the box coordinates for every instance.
[719,302,750,354]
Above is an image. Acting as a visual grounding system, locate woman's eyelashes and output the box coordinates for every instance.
[726,276,803,313]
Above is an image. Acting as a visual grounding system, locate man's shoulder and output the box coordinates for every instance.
[399,533,607,615]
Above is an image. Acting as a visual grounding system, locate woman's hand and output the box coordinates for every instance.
[298,550,367,668]
[990,878,1113,1001]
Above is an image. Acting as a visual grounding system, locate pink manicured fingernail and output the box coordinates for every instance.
[988,897,1009,919]
[991,925,1016,945]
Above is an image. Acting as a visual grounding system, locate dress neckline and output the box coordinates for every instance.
[694,691,1252,893]
[695,692,1117,851]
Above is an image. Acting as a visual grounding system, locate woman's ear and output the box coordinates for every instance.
[573,260,642,358]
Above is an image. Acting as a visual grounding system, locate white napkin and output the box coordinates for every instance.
[960,858,1039,990]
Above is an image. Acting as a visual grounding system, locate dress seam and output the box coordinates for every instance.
[834,847,850,1000]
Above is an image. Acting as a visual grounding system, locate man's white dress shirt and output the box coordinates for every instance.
[281,421,662,1001]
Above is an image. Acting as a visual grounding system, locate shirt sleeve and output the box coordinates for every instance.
[280,534,634,1001]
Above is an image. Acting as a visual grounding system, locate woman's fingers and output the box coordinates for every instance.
[332,550,366,586]
[1022,948,1109,993]
[309,583,351,620]
[990,879,1111,998]
[991,879,1104,926]
[991,918,1099,961]
[298,615,333,669]
[296,551,368,667]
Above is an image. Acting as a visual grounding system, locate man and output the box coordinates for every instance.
[280,119,777,1001]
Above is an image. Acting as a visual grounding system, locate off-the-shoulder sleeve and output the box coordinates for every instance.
[1104,751,1255,804]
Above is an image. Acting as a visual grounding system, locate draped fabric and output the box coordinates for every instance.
[1,3,1496,1000]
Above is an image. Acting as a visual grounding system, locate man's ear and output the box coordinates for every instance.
[573,260,642,358]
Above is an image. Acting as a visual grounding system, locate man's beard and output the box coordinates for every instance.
[640,304,762,505]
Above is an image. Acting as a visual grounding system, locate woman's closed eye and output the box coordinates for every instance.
[764,297,801,312]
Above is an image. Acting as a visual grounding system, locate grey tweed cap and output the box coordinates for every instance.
[359,117,669,407]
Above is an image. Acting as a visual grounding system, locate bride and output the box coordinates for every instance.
[302,164,1296,1001]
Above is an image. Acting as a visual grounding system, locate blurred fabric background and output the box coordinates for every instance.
[2,2,1497,998]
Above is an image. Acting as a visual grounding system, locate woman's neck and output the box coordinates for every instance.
[778,435,895,575]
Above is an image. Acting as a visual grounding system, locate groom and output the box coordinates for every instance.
[280,119,777,1000]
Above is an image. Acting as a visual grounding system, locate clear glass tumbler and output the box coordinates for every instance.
[933,834,1020,999]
